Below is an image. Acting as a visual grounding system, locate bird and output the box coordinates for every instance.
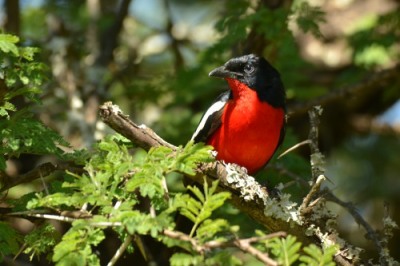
[191,54,286,174]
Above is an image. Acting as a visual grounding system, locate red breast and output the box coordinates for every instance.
[207,78,285,174]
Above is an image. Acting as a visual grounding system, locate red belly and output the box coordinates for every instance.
[207,99,284,174]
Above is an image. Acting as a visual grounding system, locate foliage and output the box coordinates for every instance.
[52,220,105,265]
[25,134,237,264]
[291,0,326,38]
[0,33,73,170]
[348,8,400,67]
[269,235,302,265]
[263,235,338,266]
[171,178,231,238]
[299,244,337,266]
[23,223,61,261]
[0,221,23,262]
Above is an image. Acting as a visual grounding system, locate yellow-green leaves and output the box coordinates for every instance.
[0,34,19,56]
[171,179,231,238]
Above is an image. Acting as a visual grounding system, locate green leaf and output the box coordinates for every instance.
[0,34,19,56]
[204,251,242,266]
[173,141,214,175]
[292,1,326,38]
[269,235,302,266]
[0,101,16,118]
[196,218,230,243]
[0,222,23,262]
[299,244,337,266]
[170,253,204,266]
[0,116,70,159]
[52,221,104,266]
[120,210,172,237]
[19,46,41,61]
[171,179,230,237]
[187,185,205,203]
[23,223,61,261]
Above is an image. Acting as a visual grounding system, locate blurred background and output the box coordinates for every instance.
[1,0,400,264]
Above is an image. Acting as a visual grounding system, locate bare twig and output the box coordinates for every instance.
[307,106,325,183]
[107,235,132,266]
[40,169,50,195]
[268,164,310,188]
[299,106,326,216]
[163,229,201,252]
[299,175,325,216]
[234,237,278,266]
[5,211,122,227]
[322,188,387,265]
[240,231,287,243]
[277,139,310,159]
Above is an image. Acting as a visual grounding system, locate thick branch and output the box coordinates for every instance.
[99,102,175,151]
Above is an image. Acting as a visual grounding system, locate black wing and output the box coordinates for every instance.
[191,91,232,143]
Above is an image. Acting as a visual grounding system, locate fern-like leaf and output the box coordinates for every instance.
[269,235,302,266]
[52,220,104,266]
[299,244,337,266]
[172,179,230,237]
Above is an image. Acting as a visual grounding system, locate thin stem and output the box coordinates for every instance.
[107,235,132,266]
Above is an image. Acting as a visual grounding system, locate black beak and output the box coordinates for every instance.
[209,66,237,79]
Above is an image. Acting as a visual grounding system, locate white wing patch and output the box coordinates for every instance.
[191,99,226,141]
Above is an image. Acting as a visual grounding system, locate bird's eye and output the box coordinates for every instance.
[244,64,255,74]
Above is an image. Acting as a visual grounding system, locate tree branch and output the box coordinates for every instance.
[322,188,388,265]
[299,106,325,216]
[99,102,176,150]
[287,64,400,116]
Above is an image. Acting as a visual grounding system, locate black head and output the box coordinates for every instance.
[209,54,285,109]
